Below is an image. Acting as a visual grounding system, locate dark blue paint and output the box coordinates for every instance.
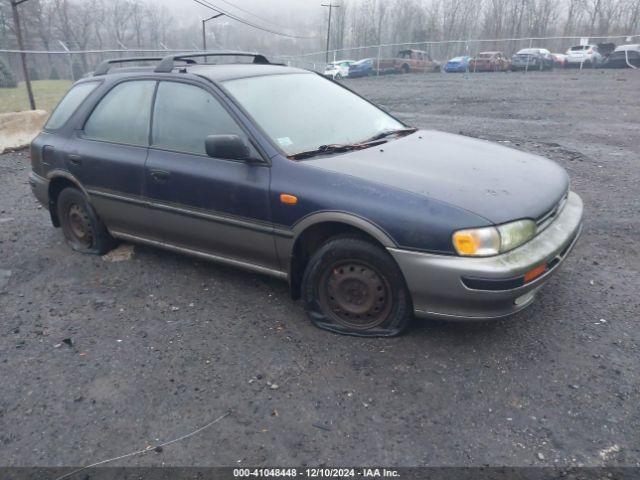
[31,66,567,259]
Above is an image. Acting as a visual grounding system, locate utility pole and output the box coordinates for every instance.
[321,3,340,64]
[10,0,35,110]
[202,13,224,50]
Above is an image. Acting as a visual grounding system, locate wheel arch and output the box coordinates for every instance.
[46,171,89,227]
[287,213,398,300]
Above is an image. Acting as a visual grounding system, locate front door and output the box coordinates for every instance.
[142,80,278,271]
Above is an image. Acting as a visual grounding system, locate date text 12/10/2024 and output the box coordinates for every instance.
[233,468,400,478]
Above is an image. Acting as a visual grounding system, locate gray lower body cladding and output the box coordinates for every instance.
[388,191,584,320]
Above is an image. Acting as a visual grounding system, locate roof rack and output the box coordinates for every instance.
[93,57,181,76]
[154,51,271,73]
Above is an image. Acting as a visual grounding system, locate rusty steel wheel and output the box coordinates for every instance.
[302,236,412,337]
[319,261,393,331]
[66,203,94,248]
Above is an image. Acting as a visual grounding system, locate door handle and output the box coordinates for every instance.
[150,170,170,182]
[68,154,82,166]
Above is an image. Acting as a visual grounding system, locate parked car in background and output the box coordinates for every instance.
[378,49,441,74]
[551,53,568,68]
[597,43,617,62]
[29,52,583,337]
[604,44,640,68]
[444,56,471,72]
[565,45,603,67]
[511,48,554,71]
[348,58,375,78]
[470,51,510,72]
[324,60,356,80]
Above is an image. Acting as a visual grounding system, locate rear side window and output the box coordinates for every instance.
[84,80,155,146]
[45,82,98,130]
[151,82,245,155]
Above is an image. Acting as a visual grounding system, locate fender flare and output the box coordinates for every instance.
[45,170,91,226]
[291,211,397,250]
[46,170,90,198]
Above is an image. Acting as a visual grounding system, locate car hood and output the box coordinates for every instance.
[305,130,569,225]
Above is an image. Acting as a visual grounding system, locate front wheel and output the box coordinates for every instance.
[57,187,116,255]
[301,236,412,337]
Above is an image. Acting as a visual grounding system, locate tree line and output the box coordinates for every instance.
[0,0,639,82]
[331,0,640,51]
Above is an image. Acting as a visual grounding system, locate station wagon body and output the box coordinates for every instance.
[28,53,583,336]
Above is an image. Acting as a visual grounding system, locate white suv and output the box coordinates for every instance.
[566,45,603,67]
[323,60,355,80]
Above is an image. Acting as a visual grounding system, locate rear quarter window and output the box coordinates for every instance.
[45,82,99,130]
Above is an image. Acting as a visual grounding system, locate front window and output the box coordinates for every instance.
[151,81,247,156]
[223,73,404,156]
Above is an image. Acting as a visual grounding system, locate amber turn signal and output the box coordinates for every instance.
[524,264,547,283]
[280,193,298,205]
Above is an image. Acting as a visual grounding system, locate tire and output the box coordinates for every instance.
[335,73,342,80]
[401,64,410,74]
[56,187,116,255]
[301,235,412,337]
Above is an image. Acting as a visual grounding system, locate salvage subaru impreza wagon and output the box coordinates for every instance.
[28,52,583,336]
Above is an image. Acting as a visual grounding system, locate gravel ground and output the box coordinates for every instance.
[0,69,638,468]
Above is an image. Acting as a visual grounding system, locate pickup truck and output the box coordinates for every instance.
[377,49,441,74]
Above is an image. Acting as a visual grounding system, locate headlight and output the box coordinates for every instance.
[452,219,537,257]
[452,226,500,256]
[497,219,537,253]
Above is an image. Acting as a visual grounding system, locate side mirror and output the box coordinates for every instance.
[205,134,252,161]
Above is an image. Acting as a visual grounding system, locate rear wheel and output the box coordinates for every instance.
[57,187,116,255]
[301,236,412,337]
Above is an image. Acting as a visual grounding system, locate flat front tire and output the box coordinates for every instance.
[301,236,412,337]
[57,187,116,255]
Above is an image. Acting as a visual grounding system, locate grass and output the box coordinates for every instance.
[0,80,72,114]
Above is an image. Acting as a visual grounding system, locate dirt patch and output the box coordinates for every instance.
[0,110,48,153]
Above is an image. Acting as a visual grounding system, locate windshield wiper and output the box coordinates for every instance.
[288,140,386,160]
[364,127,418,143]
[287,128,417,160]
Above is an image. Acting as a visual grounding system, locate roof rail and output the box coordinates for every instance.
[154,51,270,73]
[93,57,177,76]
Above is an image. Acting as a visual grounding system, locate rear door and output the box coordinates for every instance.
[142,80,278,271]
[69,79,156,236]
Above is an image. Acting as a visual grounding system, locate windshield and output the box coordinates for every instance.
[223,73,404,156]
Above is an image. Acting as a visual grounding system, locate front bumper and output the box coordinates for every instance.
[388,191,584,320]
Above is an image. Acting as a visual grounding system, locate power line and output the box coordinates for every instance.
[193,0,317,40]
[214,0,290,30]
